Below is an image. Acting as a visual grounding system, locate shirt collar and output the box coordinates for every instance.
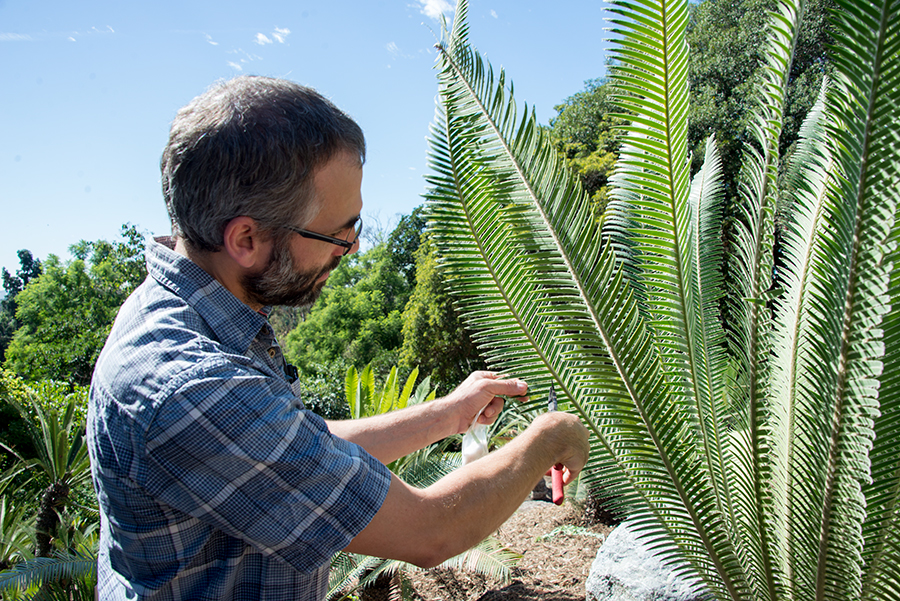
[146,240,269,355]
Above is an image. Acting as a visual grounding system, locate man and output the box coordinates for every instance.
[87,75,590,600]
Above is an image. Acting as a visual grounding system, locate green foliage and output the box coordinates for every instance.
[0,370,39,467]
[550,79,626,216]
[345,363,433,420]
[0,382,93,559]
[344,363,438,476]
[386,206,428,293]
[686,0,834,191]
[0,374,97,598]
[1,251,42,363]
[427,1,900,600]
[284,215,427,379]
[0,492,33,572]
[399,236,486,394]
[291,359,353,421]
[3,225,147,385]
[0,547,97,601]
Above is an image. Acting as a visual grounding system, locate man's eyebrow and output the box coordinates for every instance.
[334,214,360,232]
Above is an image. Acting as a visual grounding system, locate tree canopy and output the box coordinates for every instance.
[0,251,42,363]
[549,0,834,214]
[399,235,485,394]
[3,225,147,385]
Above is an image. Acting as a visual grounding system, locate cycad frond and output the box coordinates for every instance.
[425,0,900,599]
[767,77,836,598]
[430,1,746,597]
[329,537,519,601]
[434,536,521,581]
[0,548,96,599]
[826,1,900,599]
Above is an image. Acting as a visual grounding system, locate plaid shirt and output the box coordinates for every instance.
[88,241,391,600]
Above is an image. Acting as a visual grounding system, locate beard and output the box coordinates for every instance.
[242,239,341,309]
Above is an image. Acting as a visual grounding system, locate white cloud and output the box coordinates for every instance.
[205,33,218,46]
[490,9,498,18]
[418,0,455,20]
[272,27,290,43]
[68,36,76,42]
[386,41,400,57]
[0,33,34,41]
[228,61,243,71]
[255,33,272,45]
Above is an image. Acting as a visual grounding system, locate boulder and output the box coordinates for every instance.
[585,519,707,601]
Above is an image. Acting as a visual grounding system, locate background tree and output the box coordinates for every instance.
[284,243,406,375]
[549,79,626,218]
[0,251,42,362]
[686,0,834,191]
[399,236,485,394]
[284,214,426,376]
[3,225,147,385]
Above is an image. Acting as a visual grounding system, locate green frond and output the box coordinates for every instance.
[328,552,363,600]
[425,0,900,600]
[766,77,836,598]
[687,134,737,546]
[328,536,518,601]
[717,2,814,598]
[786,0,900,598]
[863,179,900,601]
[434,536,521,583]
[430,1,747,597]
[837,0,900,597]
[388,441,458,487]
[0,549,96,598]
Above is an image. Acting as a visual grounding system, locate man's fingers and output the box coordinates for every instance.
[486,377,527,397]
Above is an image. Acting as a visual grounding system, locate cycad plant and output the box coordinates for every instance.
[426,0,899,599]
[0,389,92,559]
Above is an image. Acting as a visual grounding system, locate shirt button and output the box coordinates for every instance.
[268,348,277,358]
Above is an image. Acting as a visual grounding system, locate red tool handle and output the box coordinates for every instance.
[551,464,564,505]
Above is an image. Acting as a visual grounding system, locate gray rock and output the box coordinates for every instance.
[532,476,551,501]
[585,520,707,601]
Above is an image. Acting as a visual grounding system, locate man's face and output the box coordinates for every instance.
[241,238,340,309]
[242,151,363,309]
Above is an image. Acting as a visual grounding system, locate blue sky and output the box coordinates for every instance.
[1,0,609,275]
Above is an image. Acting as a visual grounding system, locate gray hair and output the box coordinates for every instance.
[161,76,366,253]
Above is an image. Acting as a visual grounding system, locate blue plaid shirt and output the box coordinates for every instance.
[88,240,391,600]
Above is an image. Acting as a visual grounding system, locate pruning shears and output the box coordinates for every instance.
[548,386,565,505]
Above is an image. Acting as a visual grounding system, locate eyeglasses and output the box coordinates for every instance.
[283,216,363,256]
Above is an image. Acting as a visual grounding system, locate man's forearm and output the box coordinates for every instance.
[326,398,456,463]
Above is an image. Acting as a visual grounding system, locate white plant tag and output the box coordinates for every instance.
[461,406,490,465]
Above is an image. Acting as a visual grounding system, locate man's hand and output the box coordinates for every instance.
[440,371,528,435]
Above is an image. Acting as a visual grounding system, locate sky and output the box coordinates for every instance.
[0,0,610,276]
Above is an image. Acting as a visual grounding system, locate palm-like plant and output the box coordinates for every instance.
[0,484,33,572]
[0,546,97,601]
[426,0,899,599]
[0,387,92,558]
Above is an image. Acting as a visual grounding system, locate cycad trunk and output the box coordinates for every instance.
[35,481,68,558]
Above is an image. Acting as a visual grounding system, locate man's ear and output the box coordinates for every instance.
[222,216,270,269]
